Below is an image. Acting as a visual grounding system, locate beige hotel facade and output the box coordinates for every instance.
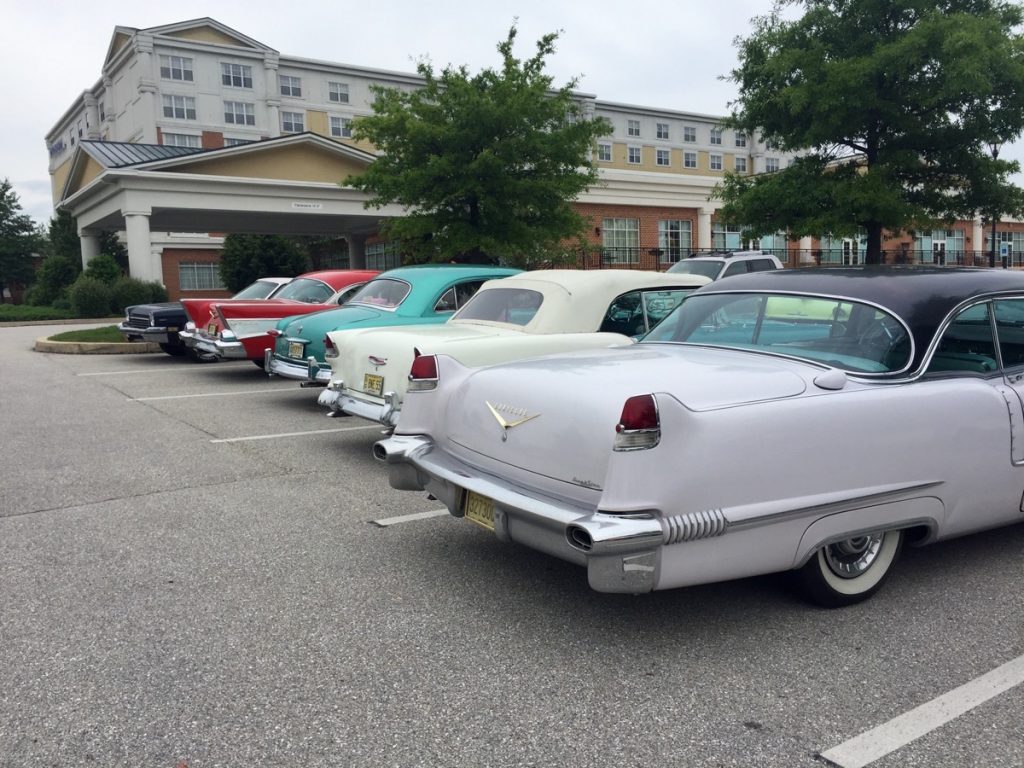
[47,18,1012,299]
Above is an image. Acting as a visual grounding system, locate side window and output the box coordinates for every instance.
[721,262,747,279]
[335,284,363,305]
[454,280,485,308]
[599,291,645,336]
[750,259,776,272]
[641,290,690,332]
[994,299,1024,370]
[927,303,998,375]
[434,287,458,313]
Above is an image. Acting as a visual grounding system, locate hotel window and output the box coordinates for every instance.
[221,63,253,89]
[684,151,697,168]
[162,133,200,148]
[628,146,642,164]
[627,119,641,137]
[713,223,747,251]
[281,111,304,132]
[160,55,193,82]
[331,116,354,138]
[710,154,723,171]
[366,241,402,271]
[602,218,640,264]
[766,157,781,172]
[329,82,350,103]
[656,122,669,140]
[162,95,196,120]
[224,137,254,147]
[735,133,747,147]
[597,143,612,162]
[280,75,302,97]
[734,156,747,172]
[658,220,692,263]
[656,148,670,166]
[683,126,696,142]
[710,127,722,145]
[224,101,255,126]
[179,263,226,291]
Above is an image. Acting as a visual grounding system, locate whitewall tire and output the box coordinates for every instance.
[797,529,904,607]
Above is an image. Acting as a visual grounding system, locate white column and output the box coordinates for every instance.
[799,236,814,265]
[973,216,984,263]
[264,53,281,137]
[124,212,160,282]
[79,231,101,269]
[698,207,714,252]
[346,234,367,269]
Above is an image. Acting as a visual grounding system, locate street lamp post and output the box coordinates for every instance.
[989,141,1001,268]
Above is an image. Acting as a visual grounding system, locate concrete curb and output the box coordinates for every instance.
[35,337,162,354]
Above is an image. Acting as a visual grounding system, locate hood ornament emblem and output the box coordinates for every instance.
[486,401,539,441]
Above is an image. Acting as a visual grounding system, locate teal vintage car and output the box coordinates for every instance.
[265,264,521,384]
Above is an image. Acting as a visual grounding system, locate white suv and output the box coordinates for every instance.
[666,250,783,280]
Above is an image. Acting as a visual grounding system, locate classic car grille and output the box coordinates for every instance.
[663,508,728,544]
[125,314,152,329]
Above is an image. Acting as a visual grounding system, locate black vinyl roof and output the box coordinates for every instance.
[696,265,1024,369]
[79,140,206,167]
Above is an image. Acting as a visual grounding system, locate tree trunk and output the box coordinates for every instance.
[864,223,884,265]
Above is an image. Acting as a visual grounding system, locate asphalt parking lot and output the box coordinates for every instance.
[1,323,1022,768]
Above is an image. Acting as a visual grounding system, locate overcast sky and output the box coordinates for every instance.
[2,0,1021,227]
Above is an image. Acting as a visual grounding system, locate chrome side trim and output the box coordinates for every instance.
[662,508,729,543]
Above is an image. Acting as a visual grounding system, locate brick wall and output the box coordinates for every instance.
[572,202,701,270]
[161,248,231,301]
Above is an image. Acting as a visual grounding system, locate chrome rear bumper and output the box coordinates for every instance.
[319,386,399,426]
[265,350,331,384]
[373,433,663,593]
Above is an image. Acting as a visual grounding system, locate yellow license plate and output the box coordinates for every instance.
[207,322,217,334]
[288,341,304,358]
[463,490,495,531]
[364,373,384,396]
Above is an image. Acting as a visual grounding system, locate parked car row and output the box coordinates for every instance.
[123,262,1024,607]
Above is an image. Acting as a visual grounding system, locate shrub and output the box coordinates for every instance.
[28,255,79,306]
[69,276,114,318]
[83,253,122,284]
[110,277,155,314]
[147,281,168,303]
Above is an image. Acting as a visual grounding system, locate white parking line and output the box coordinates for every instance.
[131,387,298,401]
[77,369,165,376]
[371,508,450,527]
[820,653,1024,767]
[211,425,381,443]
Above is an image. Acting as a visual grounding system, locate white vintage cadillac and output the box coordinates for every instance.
[317,270,709,427]
[374,267,1024,606]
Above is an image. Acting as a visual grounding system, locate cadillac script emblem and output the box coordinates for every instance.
[486,401,539,441]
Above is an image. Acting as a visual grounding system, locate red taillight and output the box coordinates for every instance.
[614,394,660,451]
[408,354,438,391]
[267,329,282,338]
[324,334,336,352]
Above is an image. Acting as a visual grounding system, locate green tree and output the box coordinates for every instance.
[0,180,42,303]
[218,234,309,292]
[346,26,611,267]
[720,0,1024,264]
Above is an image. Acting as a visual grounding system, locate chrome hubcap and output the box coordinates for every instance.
[824,533,884,579]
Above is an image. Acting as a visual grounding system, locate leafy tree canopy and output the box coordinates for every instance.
[0,179,42,302]
[720,0,1024,263]
[346,26,612,267]
[218,234,310,292]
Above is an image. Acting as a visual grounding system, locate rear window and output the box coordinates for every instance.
[666,261,723,280]
[454,288,543,326]
[643,292,911,374]
[347,278,412,309]
[233,280,282,300]
[273,278,335,303]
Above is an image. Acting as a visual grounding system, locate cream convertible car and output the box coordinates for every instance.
[376,267,1024,606]
[317,270,710,427]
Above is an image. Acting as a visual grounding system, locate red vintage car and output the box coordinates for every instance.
[178,269,379,366]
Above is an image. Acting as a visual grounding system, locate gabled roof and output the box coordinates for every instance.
[103,17,274,69]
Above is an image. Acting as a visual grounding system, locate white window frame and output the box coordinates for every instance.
[224,101,255,126]
[627,146,642,164]
[683,126,697,143]
[221,62,253,89]
[224,137,254,147]
[710,127,723,145]
[280,75,303,97]
[710,153,723,171]
[734,156,748,173]
[627,119,641,137]
[597,143,612,162]
[766,157,781,172]
[656,122,669,140]
[162,133,201,148]
[735,133,747,147]
[602,218,640,264]
[684,151,697,169]
[160,55,193,82]
[330,116,354,138]
[162,94,196,120]
[281,111,305,133]
[329,82,350,103]
[656,148,671,166]
[179,263,225,291]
